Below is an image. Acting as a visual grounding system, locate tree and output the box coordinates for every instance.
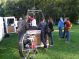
[1,0,79,23]
[0,3,4,16]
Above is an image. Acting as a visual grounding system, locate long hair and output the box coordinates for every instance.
[49,17,54,24]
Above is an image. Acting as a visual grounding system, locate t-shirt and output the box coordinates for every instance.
[31,19,37,26]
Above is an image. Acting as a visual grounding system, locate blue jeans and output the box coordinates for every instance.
[66,31,70,41]
[59,27,63,38]
[48,31,54,45]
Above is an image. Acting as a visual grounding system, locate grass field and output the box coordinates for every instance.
[0,24,79,59]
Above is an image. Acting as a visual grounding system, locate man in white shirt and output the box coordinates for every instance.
[28,16,37,29]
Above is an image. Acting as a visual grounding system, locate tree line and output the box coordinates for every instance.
[0,0,79,23]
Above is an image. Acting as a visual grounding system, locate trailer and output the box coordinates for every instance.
[18,9,49,59]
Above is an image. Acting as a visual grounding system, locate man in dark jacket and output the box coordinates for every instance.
[17,17,29,40]
[38,18,48,48]
[17,16,29,59]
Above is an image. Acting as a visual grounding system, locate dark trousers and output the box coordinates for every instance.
[62,27,66,38]
[18,31,24,57]
[41,31,47,48]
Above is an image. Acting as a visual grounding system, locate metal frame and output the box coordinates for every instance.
[27,9,45,19]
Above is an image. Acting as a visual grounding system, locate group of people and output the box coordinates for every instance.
[17,16,72,50]
[58,17,72,43]
[17,15,72,59]
[17,16,72,56]
[17,16,54,50]
[38,17,54,48]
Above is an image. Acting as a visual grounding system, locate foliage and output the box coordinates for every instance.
[0,0,79,22]
[0,3,4,16]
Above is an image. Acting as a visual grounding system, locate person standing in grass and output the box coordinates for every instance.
[17,16,29,59]
[65,17,72,43]
[17,17,29,40]
[48,17,54,47]
[58,17,64,38]
[38,18,48,49]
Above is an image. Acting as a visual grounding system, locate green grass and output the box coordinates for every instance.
[0,24,79,59]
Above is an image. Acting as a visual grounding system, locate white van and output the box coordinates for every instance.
[0,17,17,41]
[4,17,17,33]
[0,17,4,41]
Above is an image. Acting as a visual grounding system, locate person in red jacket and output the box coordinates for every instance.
[65,17,72,43]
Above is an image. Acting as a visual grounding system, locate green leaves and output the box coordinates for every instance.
[0,0,79,22]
